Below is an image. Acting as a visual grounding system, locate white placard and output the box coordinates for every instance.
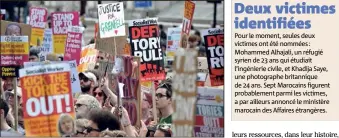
[97,2,126,38]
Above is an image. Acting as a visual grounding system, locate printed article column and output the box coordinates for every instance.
[232,0,339,120]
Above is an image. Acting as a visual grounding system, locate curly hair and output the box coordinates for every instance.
[87,108,121,131]
[100,130,127,137]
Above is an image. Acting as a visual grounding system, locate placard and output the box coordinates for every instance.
[197,57,209,86]
[19,63,75,136]
[64,26,85,65]
[194,87,224,137]
[202,28,224,86]
[128,18,165,81]
[77,44,98,73]
[95,25,128,56]
[166,27,181,61]
[39,28,53,61]
[97,2,125,38]
[109,56,141,127]
[29,7,48,46]
[1,20,32,41]
[179,1,195,48]
[172,48,198,137]
[51,12,79,54]
[0,36,29,77]
[24,60,81,94]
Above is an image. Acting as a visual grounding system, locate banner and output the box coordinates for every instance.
[166,27,181,61]
[172,48,198,137]
[129,18,165,81]
[39,28,53,61]
[29,7,48,46]
[1,9,5,20]
[1,20,32,41]
[51,12,79,54]
[64,26,85,65]
[97,2,125,38]
[194,87,224,137]
[0,36,29,77]
[24,60,81,94]
[110,56,141,127]
[77,44,98,72]
[202,28,224,86]
[19,63,75,136]
[180,1,195,48]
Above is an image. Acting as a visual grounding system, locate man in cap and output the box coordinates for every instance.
[78,71,98,95]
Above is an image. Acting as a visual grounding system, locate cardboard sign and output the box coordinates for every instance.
[1,20,32,41]
[0,36,29,77]
[77,44,98,73]
[129,18,165,81]
[1,9,5,20]
[39,29,53,61]
[172,48,198,137]
[166,27,181,61]
[29,7,48,46]
[202,28,224,86]
[24,60,81,94]
[197,57,209,86]
[194,87,224,137]
[95,23,128,56]
[19,63,75,136]
[180,1,195,48]
[109,56,141,127]
[64,26,85,65]
[97,2,125,38]
[51,12,79,54]
[96,60,114,77]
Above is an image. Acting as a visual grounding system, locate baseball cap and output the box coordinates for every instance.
[79,71,98,86]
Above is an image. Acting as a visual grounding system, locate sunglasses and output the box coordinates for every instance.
[79,76,89,82]
[93,91,103,97]
[97,56,104,60]
[75,103,86,108]
[84,126,101,133]
[76,131,85,135]
[155,93,167,99]
[157,82,171,92]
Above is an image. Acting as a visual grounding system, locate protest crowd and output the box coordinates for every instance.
[0,1,224,137]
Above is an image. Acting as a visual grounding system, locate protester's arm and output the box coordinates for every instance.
[120,106,138,137]
[101,77,118,106]
[138,120,148,137]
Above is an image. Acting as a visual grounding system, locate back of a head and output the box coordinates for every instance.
[100,130,127,137]
[87,108,121,131]
[77,95,101,110]
[29,46,40,57]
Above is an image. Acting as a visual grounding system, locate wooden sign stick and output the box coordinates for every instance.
[13,78,18,131]
[151,81,157,124]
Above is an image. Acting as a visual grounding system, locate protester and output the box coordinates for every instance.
[57,113,75,137]
[0,98,15,132]
[73,119,88,137]
[17,107,25,135]
[84,108,121,137]
[75,95,101,119]
[142,93,153,125]
[155,80,173,124]
[29,47,41,62]
[4,86,22,108]
[78,71,98,95]
[2,77,14,91]
[154,124,172,137]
